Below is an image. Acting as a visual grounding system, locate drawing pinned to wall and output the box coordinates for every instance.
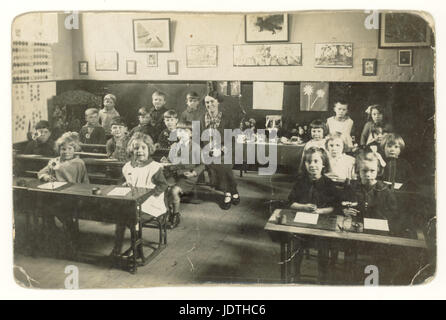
[300,82,329,111]
[253,82,284,110]
[314,43,353,68]
[133,19,171,52]
[245,14,288,42]
[233,43,302,66]
[217,81,228,95]
[230,81,241,96]
[95,51,119,71]
[186,45,218,67]
[147,53,158,67]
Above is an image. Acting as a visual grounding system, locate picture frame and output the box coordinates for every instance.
[133,18,171,52]
[362,58,377,76]
[186,45,218,68]
[167,60,178,75]
[233,43,302,66]
[245,14,289,42]
[315,43,353,68]
[379,13,431,48]
[126,60,137,74]
[95,51,119,71]
[147,53,158,67]
[398,49,413,66]
[78,61,88,75]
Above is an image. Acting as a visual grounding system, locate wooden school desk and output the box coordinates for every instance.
[265,209,428,283]
[233,141,305,175]
[13,177,168,274]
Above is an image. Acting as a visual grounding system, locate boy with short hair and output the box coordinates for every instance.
[79,108,106,144]
[148,90,168,137]
[99,94,120,136]
[128,106,158,140]
[180,91,203,123]
[24,120,56,156]
[158,109,180,149]
[106,116,129,161]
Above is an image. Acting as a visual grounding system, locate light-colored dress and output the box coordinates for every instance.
[328,154,356,181]
[122,160,167,217]
[326,116,354,148]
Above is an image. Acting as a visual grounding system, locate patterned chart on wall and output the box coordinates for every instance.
[12,41,53,83]
[12,82,56,143]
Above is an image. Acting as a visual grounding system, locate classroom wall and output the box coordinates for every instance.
[69,11,434,82]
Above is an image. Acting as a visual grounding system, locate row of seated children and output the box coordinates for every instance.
[34,128,198,258]
[290,145,413,282]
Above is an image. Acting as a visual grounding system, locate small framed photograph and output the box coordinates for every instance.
[147,53,158,67]
[167,60,178,75]
[398,49,413,66]
[126,60,137,74]
[79,61,88,75]
[362,59,377,76]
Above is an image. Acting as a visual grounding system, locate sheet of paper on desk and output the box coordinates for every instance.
[107,187,130,196]
[37,182,67,189]
[294,212,319,224]
[384,181,403,189]
[363,218,389,231]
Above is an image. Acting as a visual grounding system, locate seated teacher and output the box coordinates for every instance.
[201,90,240,210]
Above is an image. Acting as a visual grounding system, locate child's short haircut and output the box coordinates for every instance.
[55,132,81,152]
[127,132,156,157]
[177,121,192,131]
[309,119,327,135]
[186,91,200,100]
[382,133,405,151]
[152,90,166,99]
[35,120,51,131]
[104,94,117,105]
[85,108,99,116]
[302,147,331,174]
[325,132,347,152]
[355,146,384,175]
[138,106,150,115]
[163,109,178,119]
[110,116,127,127]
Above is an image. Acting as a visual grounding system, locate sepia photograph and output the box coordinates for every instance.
[10,9,436,290]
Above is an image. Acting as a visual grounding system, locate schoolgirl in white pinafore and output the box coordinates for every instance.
[122,160,167,217]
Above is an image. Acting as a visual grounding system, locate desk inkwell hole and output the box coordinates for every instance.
[92,187,102,195]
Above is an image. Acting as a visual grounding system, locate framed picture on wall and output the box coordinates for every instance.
[133,18,171,52]
[362,58,377,76]
[79,61,88,75]
[379,13,431,48]
[245,14,289,42]
[314,43,353,68]
[126,60,137,74]
[398,49,413,66]
[146,53,158,67]
[95,51,119,71]
[186,45,218,67]
[167,60,178,75]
